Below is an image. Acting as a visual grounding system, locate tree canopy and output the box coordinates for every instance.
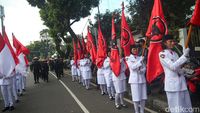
[27,0,100,57]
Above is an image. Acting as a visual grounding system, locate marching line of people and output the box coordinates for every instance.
[70,35,193,113]
[0,66,28,112]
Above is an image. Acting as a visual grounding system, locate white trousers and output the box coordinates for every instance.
[1,85,13,107]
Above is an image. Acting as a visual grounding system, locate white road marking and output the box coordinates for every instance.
[50,72,90,113]
[90,80,158,113]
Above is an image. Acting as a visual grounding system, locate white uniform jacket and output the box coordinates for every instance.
[112,58,126,81]
[80,58,92,72]
[127,54,146,84]
[159,49,188,92]
[103,57,112,73]
[70,60,77,75]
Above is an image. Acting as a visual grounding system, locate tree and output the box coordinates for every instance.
[27,0,99,42]
[127,0,195,36]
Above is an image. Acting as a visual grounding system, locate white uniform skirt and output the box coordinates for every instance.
[97,69,106,85]
[82,71,92,80]
[77,68,81,77]
[71,67,77,76]
[113,79,126,93]
[130,83,147,101]
[166,90,192,113]
[104,71,113,87]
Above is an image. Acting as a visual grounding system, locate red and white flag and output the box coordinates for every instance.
[0,33,16,77]
[12,33,30,56]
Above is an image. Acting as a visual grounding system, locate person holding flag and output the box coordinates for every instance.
[0,33,16,112]
[159,35,192,113]
[70,56,78,81]
[127,45,147,113]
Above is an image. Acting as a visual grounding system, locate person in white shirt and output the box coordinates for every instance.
[103,51,115,100]
[70,57,78,81]
[80,54,92,90]
[159,35,192,113]
[112,55,127,109]
[127,45,147,113]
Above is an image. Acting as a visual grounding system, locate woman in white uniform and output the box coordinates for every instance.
[127,45,147,113]
[112,55,127,109]
[80,54,92,90]
[97,67,107,95]
[159,35,192,113]
[103,51,115,99]
[70,57,78,81]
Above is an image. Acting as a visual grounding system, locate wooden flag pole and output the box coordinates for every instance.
[185,24,193,48]
[142,37,147,56]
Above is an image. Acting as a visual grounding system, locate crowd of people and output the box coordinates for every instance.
[0,63,28,112]
[70,35,194,113]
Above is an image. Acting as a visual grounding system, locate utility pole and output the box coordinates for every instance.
[0,5,4,36]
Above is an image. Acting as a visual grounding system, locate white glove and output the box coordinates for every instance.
[140,56,144,62]
[183,48,190,57]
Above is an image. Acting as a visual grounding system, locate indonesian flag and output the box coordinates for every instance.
[12,33,30,56]
[190,0,200,26]
[24,55,29,66]
[96,21,107,68]
[86,27,97,64]
[110,14,121,77]
[73,38,78,66]
[0,33,16,77]
[121,2,135,57]
[146,0,168,83]
[77,39,83,60]
[3,30,19,65]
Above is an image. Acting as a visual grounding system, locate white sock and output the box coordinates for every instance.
[133,102,140,113]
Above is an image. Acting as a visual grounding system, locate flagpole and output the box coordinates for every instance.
[0,5,4,36]
[142,37,147,56]
[185,25,193,48]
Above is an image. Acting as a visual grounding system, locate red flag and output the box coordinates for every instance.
[121,2,135,57]
[3,30,19,65]
[110,15,121,77]
[0,33,16,77]
[96,21,107,68]
[81,34,87,55]
[77,39,83,60]
[146,0,168,83]
[12,33,30,56]
[73,39,78,66]
[86,27,97,64]
[190,0,200,26]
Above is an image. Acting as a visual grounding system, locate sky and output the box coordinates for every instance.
[0,0,126,45]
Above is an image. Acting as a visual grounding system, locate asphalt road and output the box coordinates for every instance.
[0,71,156,113]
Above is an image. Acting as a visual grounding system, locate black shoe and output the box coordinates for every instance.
[23,89,26,92]
[15,100,19,103]
[2,107,9,112]
[9,106,14,111]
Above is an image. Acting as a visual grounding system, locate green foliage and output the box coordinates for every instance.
[27,0,100,58]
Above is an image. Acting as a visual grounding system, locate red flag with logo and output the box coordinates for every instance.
[96,21,107,68]
[121,2,135,57]
[77,39,83,60]
[81,34,87,55]
[110,15,121,77]
[86,27,97,64]
[190,0,200,26]
[146,0,168,83]
[12,33,30,56]
[0,33,16,77]
[3,30,19,65]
